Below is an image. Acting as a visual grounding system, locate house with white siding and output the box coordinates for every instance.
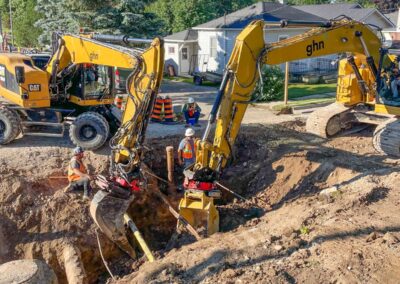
[164,2,395,76]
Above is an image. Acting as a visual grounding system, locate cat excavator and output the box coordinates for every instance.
[0,33,162,149]
[178,17,399,236]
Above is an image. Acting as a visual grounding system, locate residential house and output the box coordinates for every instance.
[382,9,400,47]
[164,2,395,76]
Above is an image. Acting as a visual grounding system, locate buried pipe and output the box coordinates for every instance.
[124,214,155,262]
[63,243,87,284]
[166,146,174,184]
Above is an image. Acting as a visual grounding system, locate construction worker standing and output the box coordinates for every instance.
[178,128,196,169]
[67,147,92,200]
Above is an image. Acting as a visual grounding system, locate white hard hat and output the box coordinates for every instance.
[185,128,195,137]
[188,97,195,104]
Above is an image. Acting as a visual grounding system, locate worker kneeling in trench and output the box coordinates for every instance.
[67,146,92,200]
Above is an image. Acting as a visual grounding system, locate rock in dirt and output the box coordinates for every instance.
[221,268,237,278]
[274,245,284,252]
[382,232,399,245]
[319,185,339,196]
[0,259,58,284]
[366,232,379,242]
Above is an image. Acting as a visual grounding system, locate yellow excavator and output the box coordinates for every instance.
[178,17,400,236]
[0,33,162,150]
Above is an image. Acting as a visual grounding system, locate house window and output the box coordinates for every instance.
[181,47,188,60]
[210,37,218,58]
[168,46,175,54]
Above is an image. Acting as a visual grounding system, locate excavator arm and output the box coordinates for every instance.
[45,33,160,107]
[181,19,382,235]
[201,19,381,171]
[68,35,165,260]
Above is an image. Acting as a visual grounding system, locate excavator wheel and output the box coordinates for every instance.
[0,106,21,144]
[306,103,351,138]
[90,190,137,258]
[69,112,110,150]
[373,118,400,157]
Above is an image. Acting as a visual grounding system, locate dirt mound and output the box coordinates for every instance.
[115,122,400,283]
[0,145,180,283]
[2,121,399,283]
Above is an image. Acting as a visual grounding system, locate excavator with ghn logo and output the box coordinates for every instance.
[178,17,400,236]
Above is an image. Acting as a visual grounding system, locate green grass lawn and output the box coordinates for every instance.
[164,76,220,87]
[164,77,337,98]
[288,83,336,99]
[271,97,336,111]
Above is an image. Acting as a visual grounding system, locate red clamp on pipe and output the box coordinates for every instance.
[184,180,215,191]
[115,177,141,192]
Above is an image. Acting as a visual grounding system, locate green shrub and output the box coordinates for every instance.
[252,65,284,102]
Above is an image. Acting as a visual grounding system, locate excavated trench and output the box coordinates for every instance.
[0,121,376,283]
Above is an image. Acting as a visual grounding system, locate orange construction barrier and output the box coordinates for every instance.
[163,96,174,122]
[151,96,164,121]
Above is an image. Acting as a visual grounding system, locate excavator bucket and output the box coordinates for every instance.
[178,191,219,237]
[90,190,137,258]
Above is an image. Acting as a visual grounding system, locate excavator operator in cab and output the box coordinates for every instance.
[390,67,400,100]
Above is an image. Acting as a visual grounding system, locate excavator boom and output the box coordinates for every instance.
[88,37,164,259]
[202,19,381,170]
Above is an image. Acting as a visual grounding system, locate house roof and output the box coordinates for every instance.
[296,3,394,27]
[164,29,198,42]
[385,10,398,26]
[193,2,326,29]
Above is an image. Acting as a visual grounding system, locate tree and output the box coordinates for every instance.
[36,0,160,46]
[13,0,42,47]
[35,0,79,46]
[147,0,258,35]
[0,0,42,47]
[373,0,398,13]
[253,66,285,102]
[287,0,330,5]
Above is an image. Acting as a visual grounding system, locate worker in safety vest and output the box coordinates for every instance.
[178,128,196,169]
[182,97,201,127]
[67,146,92,200]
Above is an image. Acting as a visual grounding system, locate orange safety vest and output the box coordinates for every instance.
[182,139,196,160]
[67,157,87,182]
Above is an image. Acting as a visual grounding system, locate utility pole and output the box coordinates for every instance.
[284,62,289,105]
[9,0,13,46]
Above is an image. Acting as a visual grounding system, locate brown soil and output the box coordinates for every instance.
[115,121,400,284]
[1,121,400,283]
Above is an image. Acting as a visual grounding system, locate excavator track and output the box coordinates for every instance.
[373,118,400,157]
[306,103,351,138]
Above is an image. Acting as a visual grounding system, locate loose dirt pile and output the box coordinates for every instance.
[1,121,399,283]
[0,142,179,283]
[116,121,400,283]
